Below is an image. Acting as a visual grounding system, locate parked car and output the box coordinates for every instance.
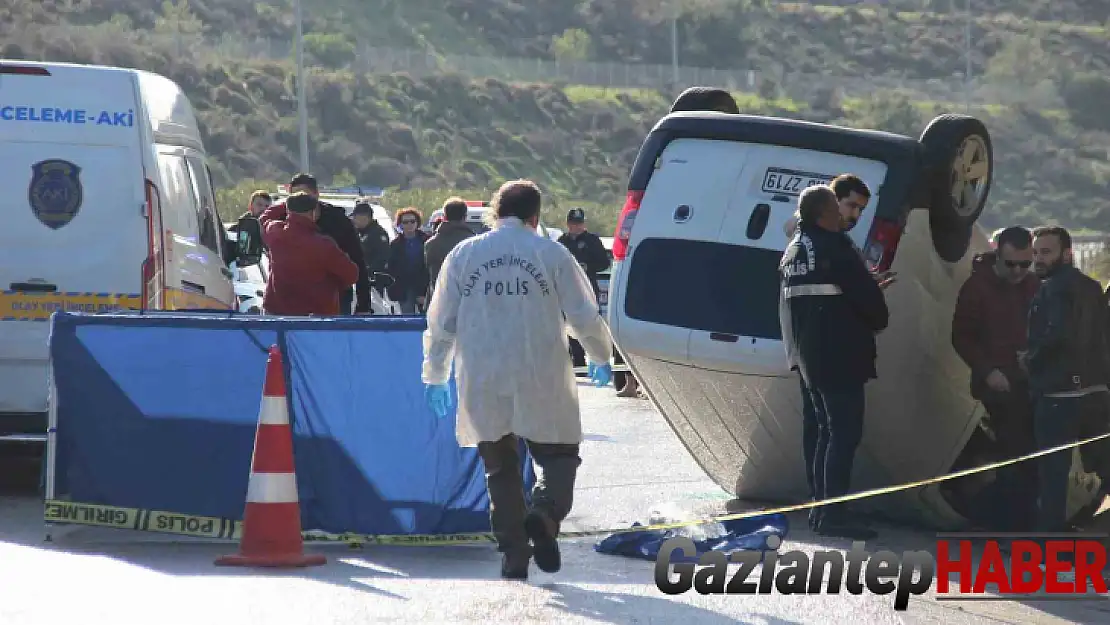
[231,254,267,314]
[602,108,1103,529]
[597,236,614,316]
[424,200,563,242]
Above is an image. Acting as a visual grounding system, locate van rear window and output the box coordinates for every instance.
[625,238,783,340]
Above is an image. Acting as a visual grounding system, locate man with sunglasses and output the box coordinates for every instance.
[951,226,1040,530]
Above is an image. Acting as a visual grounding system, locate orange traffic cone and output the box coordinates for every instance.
[216,345,325,568]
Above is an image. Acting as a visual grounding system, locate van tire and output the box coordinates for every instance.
[930,213,973,263]
[918,114,993,232]
[670,87,739,114]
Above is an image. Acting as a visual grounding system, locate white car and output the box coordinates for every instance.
[231,255,267,314]
[597,236,614,317]
[603,109,1105,529]
[424,201,563,242]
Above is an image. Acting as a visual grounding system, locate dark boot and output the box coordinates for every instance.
[501,549,530,580]
[524,511,561,573]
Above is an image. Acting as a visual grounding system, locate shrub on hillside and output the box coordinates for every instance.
[1062,72,1110,131]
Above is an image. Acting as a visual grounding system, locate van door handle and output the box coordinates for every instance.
[10,282,57,293]
[709,333,739,343]
[182,281,206,294]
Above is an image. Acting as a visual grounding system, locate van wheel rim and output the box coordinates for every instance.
[949,135,990,218]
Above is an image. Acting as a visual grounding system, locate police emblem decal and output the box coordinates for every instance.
[29,159,83,230]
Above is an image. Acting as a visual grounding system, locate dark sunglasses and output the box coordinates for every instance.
[1004,260,1032,269]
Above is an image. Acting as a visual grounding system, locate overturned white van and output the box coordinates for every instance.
[606,110,1103,529]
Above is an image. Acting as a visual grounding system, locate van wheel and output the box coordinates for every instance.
[918,114,993,231]
[247,306,261,314]
[930,214,973,263]
[669,87,739,114]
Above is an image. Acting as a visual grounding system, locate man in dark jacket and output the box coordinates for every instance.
[557,208,610,299]
[780,185,889,540]
[351,201,391,280]
[272,173,371,314]
[951,226,1040,530]
[558,208,610,369]
[424,197,474,296]
[1023,226,1110,533]
[226,190,272,257]
[259,192,360,316]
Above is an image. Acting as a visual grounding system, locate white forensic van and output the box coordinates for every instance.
[0,59,259,449]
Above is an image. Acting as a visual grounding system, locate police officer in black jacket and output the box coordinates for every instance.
[286,174,372,314]
[558,208,610,369]
[1022,226,1110,533]
[780,185,889,540]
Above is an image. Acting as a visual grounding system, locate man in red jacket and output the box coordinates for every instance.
[951,226,1040,530]
[259,191,360,316]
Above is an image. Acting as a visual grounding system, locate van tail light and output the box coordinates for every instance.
[611,190,644,261]
[0,64,50,76]
[141,178,167,309]
[863,218,903,274]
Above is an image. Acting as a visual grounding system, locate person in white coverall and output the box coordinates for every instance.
[422,179,614,580]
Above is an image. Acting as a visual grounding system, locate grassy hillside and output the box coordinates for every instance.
[6,1,1109,77]
[1,0,1108,233]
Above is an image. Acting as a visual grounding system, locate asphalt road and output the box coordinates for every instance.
[1,385,1107,624]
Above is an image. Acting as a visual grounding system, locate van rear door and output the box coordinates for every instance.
[0,62,146,415]
[691,144,888,374]
[617,138,746,365]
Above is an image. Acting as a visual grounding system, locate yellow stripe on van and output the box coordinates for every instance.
[0,288,232,321]
[164,288,234,311]
[0,291,142,321]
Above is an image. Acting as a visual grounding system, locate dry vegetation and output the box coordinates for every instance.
[1,0,1108,232]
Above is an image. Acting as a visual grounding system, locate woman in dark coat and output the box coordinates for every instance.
[385,207,431,314]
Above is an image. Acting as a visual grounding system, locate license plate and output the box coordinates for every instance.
[0,291,141,321]
[761,167,833,196]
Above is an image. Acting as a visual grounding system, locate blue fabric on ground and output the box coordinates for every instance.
[594,513,790,562]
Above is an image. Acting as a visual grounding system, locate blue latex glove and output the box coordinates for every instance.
[589,362,612,387]
[424,383,452,418]
[587,362,597,378]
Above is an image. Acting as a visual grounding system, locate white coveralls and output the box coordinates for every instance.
[422,216,614,559]
[422,217,613,446]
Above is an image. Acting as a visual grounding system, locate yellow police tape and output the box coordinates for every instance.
[43,431,1110,547]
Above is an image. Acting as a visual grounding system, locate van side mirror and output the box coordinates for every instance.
[371,272,396,289]
[235,216,264,267]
